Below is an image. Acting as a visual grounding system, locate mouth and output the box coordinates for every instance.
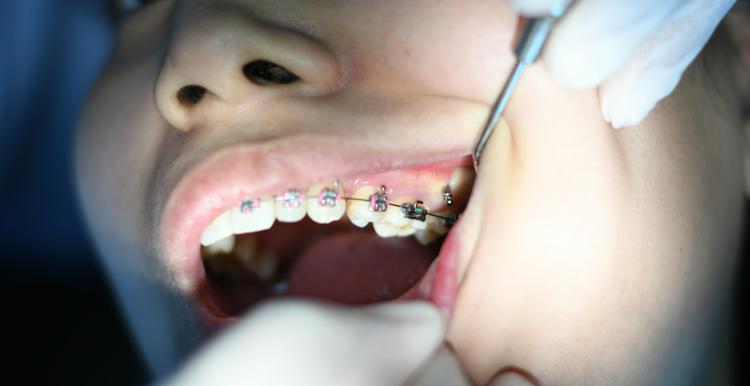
[158,137,475,321]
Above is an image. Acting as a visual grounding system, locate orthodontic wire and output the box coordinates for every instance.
[241,185,458,225]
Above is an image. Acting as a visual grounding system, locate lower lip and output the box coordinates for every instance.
[398,216,461,320]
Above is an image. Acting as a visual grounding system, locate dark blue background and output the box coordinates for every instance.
[1,1,146,385]
[0,1,747,385]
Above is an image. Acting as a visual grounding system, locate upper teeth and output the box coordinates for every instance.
[199,167,471,248]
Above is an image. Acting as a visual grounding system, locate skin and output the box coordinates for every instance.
[75,0,748,384]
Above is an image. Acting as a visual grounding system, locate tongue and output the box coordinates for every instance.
[287,230,433,304]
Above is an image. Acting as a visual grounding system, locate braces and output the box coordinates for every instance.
[239,183,460,227]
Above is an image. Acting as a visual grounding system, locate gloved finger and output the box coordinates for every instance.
[542,0,685,89]
[409,346,473,386]
[505,0,571,16]
[163,300,445,386]
[486,371,536,386]
[599,0,735,128]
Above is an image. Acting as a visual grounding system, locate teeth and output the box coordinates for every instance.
[346,186,386,228]
[425,212,450,235]
[230,198,275,234]
[229,236,280,281]
[203,234,236,255]
[414,229,439,246]
[275,189,307,223]
[200,167,469,247]
[373,222,399,237]
[201,210,233,246]
[449,167,474,201]
[307,182,346,224]
[233,234,259,270]
[248,249,280,281]
[370,197,425,237]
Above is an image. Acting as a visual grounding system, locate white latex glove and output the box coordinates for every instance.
[508,0,736,128]
[162,300,471,386]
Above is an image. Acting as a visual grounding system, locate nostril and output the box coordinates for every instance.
[177,85,207,106]
[243,60,300,85]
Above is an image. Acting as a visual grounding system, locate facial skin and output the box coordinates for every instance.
[76,0,747,384]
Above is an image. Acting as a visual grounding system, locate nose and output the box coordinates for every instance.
[155,3,342,131]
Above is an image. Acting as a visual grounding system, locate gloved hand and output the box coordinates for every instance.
[162,300,471,386]
[508,0,736,128]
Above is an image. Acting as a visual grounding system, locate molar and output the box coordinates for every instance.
[307,182,346,224]
[230,197,275,234]
[371,197,425,237]
[414,229,439,246]
[275,189,307,223]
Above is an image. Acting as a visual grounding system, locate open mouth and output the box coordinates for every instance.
[158,141,475,320]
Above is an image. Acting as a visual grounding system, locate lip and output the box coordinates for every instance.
[158,134,470,318]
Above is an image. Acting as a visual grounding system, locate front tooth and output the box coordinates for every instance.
[307,182,346,224]
[230,198,275,234]
[201,210,233,246]
[204,234,236,255]
[346,186,386,228]
[275,189,307,222]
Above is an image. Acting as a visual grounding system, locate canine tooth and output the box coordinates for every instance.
[346,186,386,228]
[231,198,275,234]
[414,229,439,245]
[204,234,236,255]
[201,210,233,246]
[275,189,307,222]
[307,182,346,224]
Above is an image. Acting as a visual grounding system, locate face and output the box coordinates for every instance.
[76,0,746,384]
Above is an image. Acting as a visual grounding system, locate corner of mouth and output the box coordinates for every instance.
[157,138,476,321]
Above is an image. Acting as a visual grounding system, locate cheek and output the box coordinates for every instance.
[76,49,168,251]
[342,0,517,105]
[446,68,635,383]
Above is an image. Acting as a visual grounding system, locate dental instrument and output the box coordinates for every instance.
[472,7,568,170]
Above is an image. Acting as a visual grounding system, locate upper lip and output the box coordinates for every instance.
[156,133,470,295]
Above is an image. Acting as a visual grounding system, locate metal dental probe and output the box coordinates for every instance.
[471,11,566,170]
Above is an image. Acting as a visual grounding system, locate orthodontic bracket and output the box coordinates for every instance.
[240,197,261,213]
[368,185,389,212]
[401,201,428,222]
[443,187,454,206]
[241,183,461,227]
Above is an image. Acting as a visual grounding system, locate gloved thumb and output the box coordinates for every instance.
[163,300,445,386]
[599,0,734,128]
